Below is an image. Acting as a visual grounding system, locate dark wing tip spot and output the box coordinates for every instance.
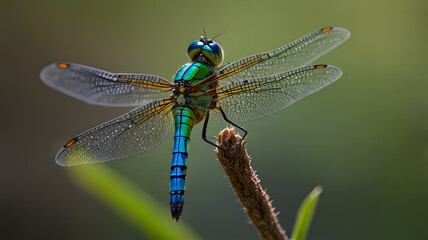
[321,27,333,32]
[315,64,328,69]
[64,137,78,148]
[57,63,69,68]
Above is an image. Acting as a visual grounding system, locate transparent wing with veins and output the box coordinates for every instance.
[56,99,174,166]
[195,27,350,88]
[209,65,343,123]
[40,62,174,107]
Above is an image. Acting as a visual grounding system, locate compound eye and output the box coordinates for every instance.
[187,40,204,60]
[202,41,224,66]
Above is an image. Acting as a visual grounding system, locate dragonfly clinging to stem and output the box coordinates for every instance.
[40,27,350,221]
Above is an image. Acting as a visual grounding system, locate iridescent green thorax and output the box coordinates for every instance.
[173,61,217,124]
[174,62,214,85]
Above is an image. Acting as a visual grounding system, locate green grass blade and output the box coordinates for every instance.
[67,164,201,240]
[291,186,323,240]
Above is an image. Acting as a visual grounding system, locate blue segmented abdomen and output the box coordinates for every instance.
[170,106,196,221]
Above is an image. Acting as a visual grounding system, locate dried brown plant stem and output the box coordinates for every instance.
[215,128,288,240]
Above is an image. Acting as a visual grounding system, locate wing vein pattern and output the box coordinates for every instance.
[56,98,174,166]
[212,65,343,123]
[209,27,350,86]
[40,63,174,107]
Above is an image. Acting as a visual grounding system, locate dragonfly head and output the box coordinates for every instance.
[187,37,224,67]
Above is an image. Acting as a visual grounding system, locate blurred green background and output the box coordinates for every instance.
[1,0,427,239]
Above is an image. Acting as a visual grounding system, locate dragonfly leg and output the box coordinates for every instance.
[219,107,248,139]
[202,111,227,151]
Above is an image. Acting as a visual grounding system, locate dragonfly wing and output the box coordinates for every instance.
[212,27,349,85]
[56,99,174,166]
[211,65,342,123]
[40,62,174,107]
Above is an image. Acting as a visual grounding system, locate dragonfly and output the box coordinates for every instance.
[41,26,350,221]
